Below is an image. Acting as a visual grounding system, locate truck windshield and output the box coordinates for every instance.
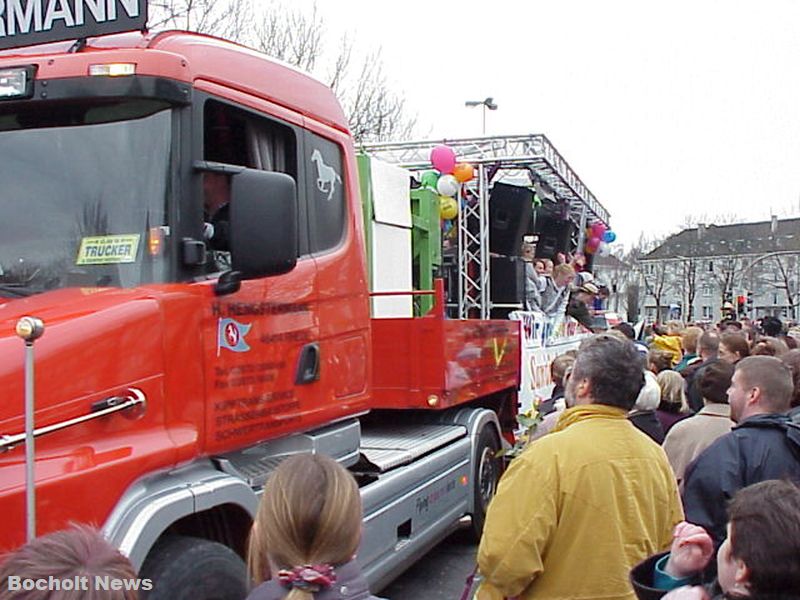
[0,101,172,297]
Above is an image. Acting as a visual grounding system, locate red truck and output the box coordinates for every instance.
[0,5,520,598]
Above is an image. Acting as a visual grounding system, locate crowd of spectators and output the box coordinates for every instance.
[479,314,800,598]
[520,246,610,333]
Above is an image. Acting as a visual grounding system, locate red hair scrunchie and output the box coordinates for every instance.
[277,564,337,592]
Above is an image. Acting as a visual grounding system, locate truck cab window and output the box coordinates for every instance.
[203,100,297,175]
[306,133,346,252]
[202,101,299,267]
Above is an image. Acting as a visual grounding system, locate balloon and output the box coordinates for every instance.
[591,222,606,238]
[439,195,458,220]
[603,230,616,243]
[453,162,475,183]
[597,241,611,257]
[430,145,456,174]
[437,174,460,197]
[420,171,440,189]
[585,237,601,254]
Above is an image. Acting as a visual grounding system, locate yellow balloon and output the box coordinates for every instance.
[440,196,458,220]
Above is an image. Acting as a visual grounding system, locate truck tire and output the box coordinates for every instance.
[139,535,248,600]
[470,424,501,541]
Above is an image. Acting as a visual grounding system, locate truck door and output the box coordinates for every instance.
[303,129,371,421]
[197,99,320,453]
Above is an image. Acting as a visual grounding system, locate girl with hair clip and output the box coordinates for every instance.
[246,454,385,600]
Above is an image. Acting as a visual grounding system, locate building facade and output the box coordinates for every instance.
[592,252,639,322]
[637,217,800,324]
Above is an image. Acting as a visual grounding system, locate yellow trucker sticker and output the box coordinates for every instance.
[76,235,140,265]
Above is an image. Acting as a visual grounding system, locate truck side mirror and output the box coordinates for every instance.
[229,169,298,278]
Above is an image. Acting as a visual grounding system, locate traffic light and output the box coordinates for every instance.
[737,294,746,317]
[746,291,754,314]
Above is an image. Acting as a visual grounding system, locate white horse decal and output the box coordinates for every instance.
[311,149,342,202]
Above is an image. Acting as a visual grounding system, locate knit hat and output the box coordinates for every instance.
[650,335,682,366]
[698,360,734,404]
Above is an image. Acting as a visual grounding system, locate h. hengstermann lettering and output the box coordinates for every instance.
[0,1,141,39]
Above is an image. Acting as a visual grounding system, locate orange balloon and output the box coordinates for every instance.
[453,163,475,183]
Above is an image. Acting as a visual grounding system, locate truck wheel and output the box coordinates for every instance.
[470,424,501,541]
[139,535,248,600]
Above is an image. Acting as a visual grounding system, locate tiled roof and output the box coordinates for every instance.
[643,218,800,260]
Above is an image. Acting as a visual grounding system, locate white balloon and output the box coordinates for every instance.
[597,241,611,257]
[436,174,460,197]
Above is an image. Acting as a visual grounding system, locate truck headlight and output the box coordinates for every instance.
[0,66,35,100]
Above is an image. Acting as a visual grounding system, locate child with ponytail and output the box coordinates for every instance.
[246,453,384,600]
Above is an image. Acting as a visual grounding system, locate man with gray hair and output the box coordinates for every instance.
[478,335,682,599]
[682,355,800,548]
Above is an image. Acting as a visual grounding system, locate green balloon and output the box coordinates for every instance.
[420,170,440,189]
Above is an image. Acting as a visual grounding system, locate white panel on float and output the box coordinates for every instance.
[371,223,413,317]
[370,158,412,228]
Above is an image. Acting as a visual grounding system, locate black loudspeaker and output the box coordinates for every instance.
[441,252,459,317]
[534,216,574,259]
[489,183,533,256]
[490,256,525,303]
[490,256,525,319]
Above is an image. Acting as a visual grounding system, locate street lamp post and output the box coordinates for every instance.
[465,97,498,135]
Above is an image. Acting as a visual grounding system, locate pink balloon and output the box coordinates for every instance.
[430,145,456,174]
[591,222,606,237]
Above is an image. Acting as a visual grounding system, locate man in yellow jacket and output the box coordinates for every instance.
[477,335,683,600]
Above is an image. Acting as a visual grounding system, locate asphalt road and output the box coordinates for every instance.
[380,529,479,600]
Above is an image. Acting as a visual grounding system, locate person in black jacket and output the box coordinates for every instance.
[681,356,800,550]
[567,282,598,331]
[203,172,233,272]
[630,479,800,600]
[683,331,721,413]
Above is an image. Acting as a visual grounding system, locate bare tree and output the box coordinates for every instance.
[676,257,698,321]
[765,254,800,320]
[154,0,418,144]
[148,0,254,41]
[249,5,415,143]
[626,284,641,323]
[711,256,742,310]
[252,4,323,72]
[638,261,672,322]
[342,49,416,144]
[327,33,352,97]
[630,233,672,322]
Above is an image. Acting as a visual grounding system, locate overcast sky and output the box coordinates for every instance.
[283,0,800,249]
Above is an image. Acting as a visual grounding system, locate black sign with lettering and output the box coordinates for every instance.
[0,0,148,50]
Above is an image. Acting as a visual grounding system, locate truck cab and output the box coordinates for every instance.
[0,24,516,599]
